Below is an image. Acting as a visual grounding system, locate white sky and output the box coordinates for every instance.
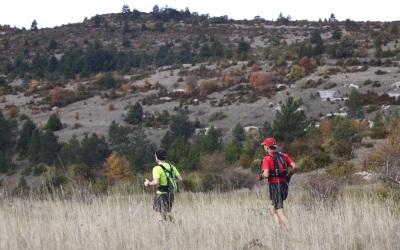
[1,0,399,29]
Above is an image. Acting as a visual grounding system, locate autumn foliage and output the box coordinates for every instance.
[249,71,273,91]
[31,80,40,89]
[50,86,74,107]
[104,151,131,179]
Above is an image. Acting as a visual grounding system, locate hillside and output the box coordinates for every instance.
[1,12,399,144]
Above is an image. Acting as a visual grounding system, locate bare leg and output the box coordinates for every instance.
[276,208,290,229]
[166,213,174,222]
[269,205,280,225]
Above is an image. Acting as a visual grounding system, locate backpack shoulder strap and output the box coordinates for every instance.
[159,163,174,177]
[272,152,287,176]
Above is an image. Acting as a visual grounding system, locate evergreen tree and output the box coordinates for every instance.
[126,126,152,173]
[271,96,308,142]
[49,38,57,50]
[170,104,194,138]
[332,118,358,141]
[125,102,143,125]
[28,129,41,164]
[47,113,62,131]
[0,110,17,153]
[260,121,273,139]
[223,139,242,164]
[17,118,36,157]
[108,120,132,155]
[346,88,365,119]
[121,4,130,13]
[39,130,60,165]
[192,126,222,154]
[79,133,109,168]
[310,30,325,55]
[56,134,80,167]
[167,135,191,165]
[232,123,246,142]
[160,131,174,150]
[30,20,38,31]
[372,112,384,128]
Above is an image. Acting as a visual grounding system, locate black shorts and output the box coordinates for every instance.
[153,193,174,212]
[269,182,288,209]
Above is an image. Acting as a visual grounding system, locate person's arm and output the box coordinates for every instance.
[144,177,159,187]
[176,175,183,183]
[262,169,269,179]
[287,162,297,178]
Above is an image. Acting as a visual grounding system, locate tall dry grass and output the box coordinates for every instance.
[0,186,399,250]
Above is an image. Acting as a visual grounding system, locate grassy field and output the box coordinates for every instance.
[0,186,399,250]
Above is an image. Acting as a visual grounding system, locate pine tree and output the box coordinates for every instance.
[232,123,246,142]
[80,133,109,168]
[346,88,365,119]
[39,130,60,165]
[28,129,41,164]
[125,102,143,125]
[108,121,132,155]
[56,134,80,167]
[271,96,308,142]
[17,118,36,157]
[170,104,194,138]
[47,113,62,131]
[0,110,17,153]
[167,135,191,165]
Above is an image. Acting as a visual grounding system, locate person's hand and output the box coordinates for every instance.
[144,179,150,187]
[258,173,264,181]
[286,175,291,183]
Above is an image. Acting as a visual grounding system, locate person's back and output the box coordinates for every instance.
[259,138,296,229]
[144,149,182,224]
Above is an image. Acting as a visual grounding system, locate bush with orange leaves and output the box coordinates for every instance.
[250,64,261,72]
[299,56,318,75]
[184,75,197,95]
[49,86,74,107]
[31,80,40,89]
[104,151,131,179]
[8,105,19,118]
[249,71,273,91]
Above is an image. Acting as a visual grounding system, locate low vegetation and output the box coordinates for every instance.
[0,186,398,249]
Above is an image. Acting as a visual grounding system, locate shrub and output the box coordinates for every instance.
[296,156,318,173]
[326,158,356,178]
[47,113,62,131]
[33,164,47,176]
[21,167,32,176]
[332,140,354,159]
[301,173,342,206]
[209,111,227,121]
[200,173,225,192]
[223,168,255,190]
[370,127,388,139]
[180,178,198,192]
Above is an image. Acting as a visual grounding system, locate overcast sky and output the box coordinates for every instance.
[1,0,399,29]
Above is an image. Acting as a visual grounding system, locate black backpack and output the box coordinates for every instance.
[157,164,178,193]
[269,152,288,177]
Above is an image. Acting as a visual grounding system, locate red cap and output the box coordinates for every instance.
[261,137,276,147]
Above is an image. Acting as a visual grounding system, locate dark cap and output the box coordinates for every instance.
[155,148,167,160]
